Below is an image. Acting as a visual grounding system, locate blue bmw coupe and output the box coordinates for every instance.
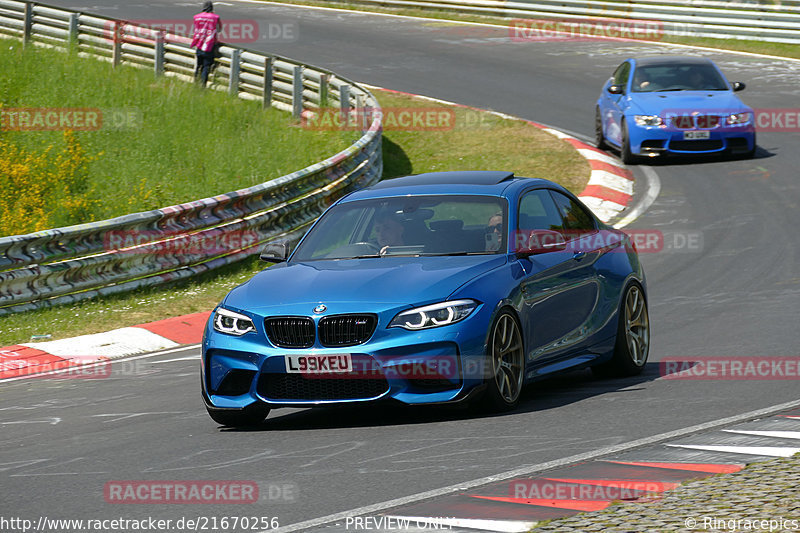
[596,56,756,163]
[201,171,650,426]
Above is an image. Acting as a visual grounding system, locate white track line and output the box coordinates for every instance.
[0,344,200,384]
[265,397,800,533]
[722,429,800,440]
[666,444,800,457]
[386,516,535,532]
[149,356,202,364]
[613,166,661,229]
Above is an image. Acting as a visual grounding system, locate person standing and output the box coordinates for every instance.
[191,1,221,87]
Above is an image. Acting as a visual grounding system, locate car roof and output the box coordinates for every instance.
[341,171,562,201]
[369,170,515,188]
[632,56,715,67]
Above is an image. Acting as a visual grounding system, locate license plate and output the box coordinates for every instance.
[683,131,710,140]
[285,354,353,373]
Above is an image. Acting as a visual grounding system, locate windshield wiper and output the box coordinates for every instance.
[419,251,487,256]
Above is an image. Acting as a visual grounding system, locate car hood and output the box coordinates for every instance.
[628,91,750,115]
[223,255,507,311]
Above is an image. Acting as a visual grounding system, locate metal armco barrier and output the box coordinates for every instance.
[329,0,800,43]
[0,0,383,315]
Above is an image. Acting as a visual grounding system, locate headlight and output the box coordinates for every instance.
[726,112,752,125]
[213,307,256,336]
[634,115,663,127]
[389,300,478,330]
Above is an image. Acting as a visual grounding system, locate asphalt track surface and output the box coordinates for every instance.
[2,1,800,530]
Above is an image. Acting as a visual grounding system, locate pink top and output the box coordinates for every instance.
[191,12,221,52]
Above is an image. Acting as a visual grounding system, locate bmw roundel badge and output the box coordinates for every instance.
[313,304,327,314]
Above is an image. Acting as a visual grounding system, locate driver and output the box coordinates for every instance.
[374,212,405,248]
[688,69,710,89]
[485,213,503,252]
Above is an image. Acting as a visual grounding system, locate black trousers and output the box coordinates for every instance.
[195,50,215,87]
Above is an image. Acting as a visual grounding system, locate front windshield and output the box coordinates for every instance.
[292,195,508,261]
[631,63,728,92]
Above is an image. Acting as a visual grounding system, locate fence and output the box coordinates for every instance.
[340,0,800,43]
[0,0,383,315]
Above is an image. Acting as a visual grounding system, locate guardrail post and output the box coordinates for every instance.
[112,21,122,67]
[68,13,79,49]
[228,48,241,96]
[319,74,329,108]
[356,93,367,133]
[154,31,165,76]
[22,2,33,48]
[262,56,273,109]
[292,65,304,119]
[339,84,350,118]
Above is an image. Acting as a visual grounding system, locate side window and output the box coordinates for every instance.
[549,191,596,239]
[518,190,563,232]
[612,62,631,89]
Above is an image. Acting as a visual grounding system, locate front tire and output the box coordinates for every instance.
[206,403,270,427]
[595,107,609,150]
[594,282,650,377]
[482,310,525,411]
[620,122,637,165]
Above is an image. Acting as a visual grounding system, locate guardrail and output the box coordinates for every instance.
[338,0,800,43]
[0,0,383,315]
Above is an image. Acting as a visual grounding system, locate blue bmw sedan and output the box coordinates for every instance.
[596,56,756,163]
[201,171,649,426]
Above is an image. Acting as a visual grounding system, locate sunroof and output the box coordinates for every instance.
[369,171,515,189]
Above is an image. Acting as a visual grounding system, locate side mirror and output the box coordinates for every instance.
[259,242,290,263]
[515,230,567,256]
[607,84,624,95]
[731,81,746,92]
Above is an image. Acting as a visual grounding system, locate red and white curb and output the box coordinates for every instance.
[365,409,800,533]
[0,311,210,380]
[541,127,634,223]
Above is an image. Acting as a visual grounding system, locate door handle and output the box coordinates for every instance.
[573,251,586,261]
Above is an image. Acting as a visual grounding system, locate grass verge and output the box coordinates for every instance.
[249,0,800,60]
[0,89,589,345]
[0,36,356,235]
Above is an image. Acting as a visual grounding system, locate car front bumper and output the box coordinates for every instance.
[629,123,755,156]
[201,308,494,410]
